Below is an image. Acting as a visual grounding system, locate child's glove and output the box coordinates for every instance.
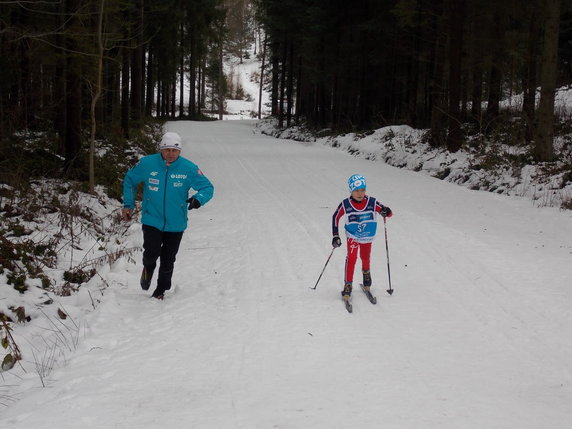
[380,206,392,217]
[187,197,201,210]
[332,235,342,248]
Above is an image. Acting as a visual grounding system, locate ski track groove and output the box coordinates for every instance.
[1,120,571,429]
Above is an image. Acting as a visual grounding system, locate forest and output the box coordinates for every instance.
[1,0,253,187]
[1,0,571,189]
[259,0,572,161]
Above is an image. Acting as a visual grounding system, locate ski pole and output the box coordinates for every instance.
[311,247,336,290]
[383,217,394,295]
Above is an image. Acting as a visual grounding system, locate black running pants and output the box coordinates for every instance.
[142,224,184,293]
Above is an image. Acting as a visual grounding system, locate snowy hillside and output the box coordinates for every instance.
[1,119,571,428]
[223,54,271,119]
[256,116,572,210]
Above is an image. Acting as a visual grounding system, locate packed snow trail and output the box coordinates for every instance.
[1,120,572,428]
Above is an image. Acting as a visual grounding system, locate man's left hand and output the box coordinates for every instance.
[187,197,201,210]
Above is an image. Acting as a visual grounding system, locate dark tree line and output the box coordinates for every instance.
[257,0,572,160]
[2,0,570,178]
[1,0,226,177]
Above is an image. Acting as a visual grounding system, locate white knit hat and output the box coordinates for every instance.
[159,132,182,150]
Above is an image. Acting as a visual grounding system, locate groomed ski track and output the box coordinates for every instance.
[1,120,571,428]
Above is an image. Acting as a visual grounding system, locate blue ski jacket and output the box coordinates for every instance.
[123,153,214,232]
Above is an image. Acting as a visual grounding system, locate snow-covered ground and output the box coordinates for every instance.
[257,119,572,210]
[223,53,271,119]
[1,118,572,428]
[181,51,271,120]
[500,85,572,119]
[189,46,572,208]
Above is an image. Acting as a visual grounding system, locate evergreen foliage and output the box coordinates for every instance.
[2,0,572,172]
[256,0,572,160]
[0,0,226,184]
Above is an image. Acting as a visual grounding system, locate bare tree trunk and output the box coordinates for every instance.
[179,54,185,118]
[201,53,207,109]
[121,46,130,137]
[65,64,82,175]
[258,35,267,119]
[89,0,105,193]
[179,8,185,118]
[446,0,465,153]
[534,0,560,161]
[145,47,154,117]
[105,47,120,124]
[197,47,203,115]
[131,0,144,122]
[406,27,421,126]
[218,41,224,120]
[485,6,505,122]
[54,0,67,149]
[286,43,294,127]
[171,78,176,118]
[429,0,447,148]
[278,41,287,128]
[271,40,279,116]
[470,68,483,120]
[523,7,539,144]
[466,2,485,124]
[158,80,163,117]
[64,0,83,176]
[189,30,197,117]
[295,54,302,124]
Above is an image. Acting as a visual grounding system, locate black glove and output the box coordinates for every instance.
[332,235,342,248]
[187,197,201,210]
[380,206,392,217]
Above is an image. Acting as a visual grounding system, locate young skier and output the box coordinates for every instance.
[332,174,392,301]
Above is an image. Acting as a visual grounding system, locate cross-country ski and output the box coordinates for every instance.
[360,283,377,304]
[343,296,353,313]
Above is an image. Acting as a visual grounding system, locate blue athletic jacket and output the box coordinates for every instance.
[123,153,214,232]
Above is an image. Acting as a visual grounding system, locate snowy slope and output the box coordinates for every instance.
[1,120,572,428]
[223,54,271,119]
[256,120,572,210]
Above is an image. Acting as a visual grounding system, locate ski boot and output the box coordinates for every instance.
[341,282,352,301]
[362,270,372,291]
